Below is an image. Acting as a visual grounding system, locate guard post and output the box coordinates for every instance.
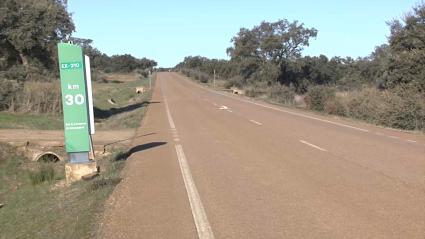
[58,43,97,183]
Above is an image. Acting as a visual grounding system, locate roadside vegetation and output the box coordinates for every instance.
[0,0,157,129]
[0,142,128,239]
[0,1,156,238]
[176,3,425,131]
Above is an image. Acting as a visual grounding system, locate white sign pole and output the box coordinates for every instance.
[84,55,95,135]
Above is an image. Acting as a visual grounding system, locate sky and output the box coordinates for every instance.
[68,0,419,67]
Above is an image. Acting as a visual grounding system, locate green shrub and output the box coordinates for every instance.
[223,76,243,89]
[324,98,347,116]
[28,163,55,185]
[267,85,295,105]
[305,86,336,111]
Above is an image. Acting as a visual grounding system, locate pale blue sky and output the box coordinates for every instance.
[68,0,418,67]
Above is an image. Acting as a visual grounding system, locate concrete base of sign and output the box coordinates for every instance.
[65,161,98,184]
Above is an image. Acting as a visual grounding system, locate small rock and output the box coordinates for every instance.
[82,172,99,181]
[0,203,4,209]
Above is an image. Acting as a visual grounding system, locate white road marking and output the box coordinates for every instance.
[162,87,214,239]
[163,97,176,129]
[219,105,229,110]
[388,136,399,139]
[175,145,215,239]
[190,82,369,133]
[407,140,417,143]
[299,140,327,152]
[249,120,263,126]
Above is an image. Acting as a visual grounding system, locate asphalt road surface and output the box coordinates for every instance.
[100,72,425,239]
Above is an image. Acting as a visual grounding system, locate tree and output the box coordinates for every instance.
[385,3,425,92]
[0,0,74,67]
[227,19,318,65]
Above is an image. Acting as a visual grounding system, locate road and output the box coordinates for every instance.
[100,72,425,239]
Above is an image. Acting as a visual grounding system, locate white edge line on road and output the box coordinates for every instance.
[162,87,214,239]
[249,120,263,126]
[163,97,176,129]
[175,145,215,239]
[188,80,369,133]
[299,140,327,152]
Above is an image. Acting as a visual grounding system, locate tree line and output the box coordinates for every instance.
[0,0,157,112]
[0,0,157,82]
[176,3,425,131]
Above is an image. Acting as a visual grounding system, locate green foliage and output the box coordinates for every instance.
[175,3,425,131]
[0,142,128,239]
[0,112,63,130]
[227,19,318,64]
[384,3,425,92]
[267,85,295,105]
[0,0,74,70]
[305,86,336,112]
[28,163,55,185]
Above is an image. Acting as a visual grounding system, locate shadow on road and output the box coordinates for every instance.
[115,142,167,161]
[94,101,161,119]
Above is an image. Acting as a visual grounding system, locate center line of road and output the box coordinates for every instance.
[299,140,327,152]
[249,120,263,125]
[190,81,370,133]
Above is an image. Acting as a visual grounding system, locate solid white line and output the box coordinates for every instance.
[163,97,176,129]
[299,140,327,152]
[407,139,417,143]
[188,81,369,133]
[175,145,215,239]
[249,120,263,126]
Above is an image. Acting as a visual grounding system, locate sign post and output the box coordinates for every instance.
[58,43,97,182]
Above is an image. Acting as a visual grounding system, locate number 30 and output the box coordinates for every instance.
[65,94,85,106]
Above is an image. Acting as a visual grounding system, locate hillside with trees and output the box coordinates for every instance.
[0,0,157,113]
[176,3,425,131]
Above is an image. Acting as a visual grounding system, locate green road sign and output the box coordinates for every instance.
[58,43,90,153]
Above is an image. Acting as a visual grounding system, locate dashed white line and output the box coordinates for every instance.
[189,81,369,133]
[407,139,417,143]
[175,145,215,239]
[299,140,327,152]
[249,120,263,126]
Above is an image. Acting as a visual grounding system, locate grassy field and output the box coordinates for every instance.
[0,73,155,238]
[0,142,126,239]
[0,72,153,130]
[0,112,63,130]
[93,73,153,130]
